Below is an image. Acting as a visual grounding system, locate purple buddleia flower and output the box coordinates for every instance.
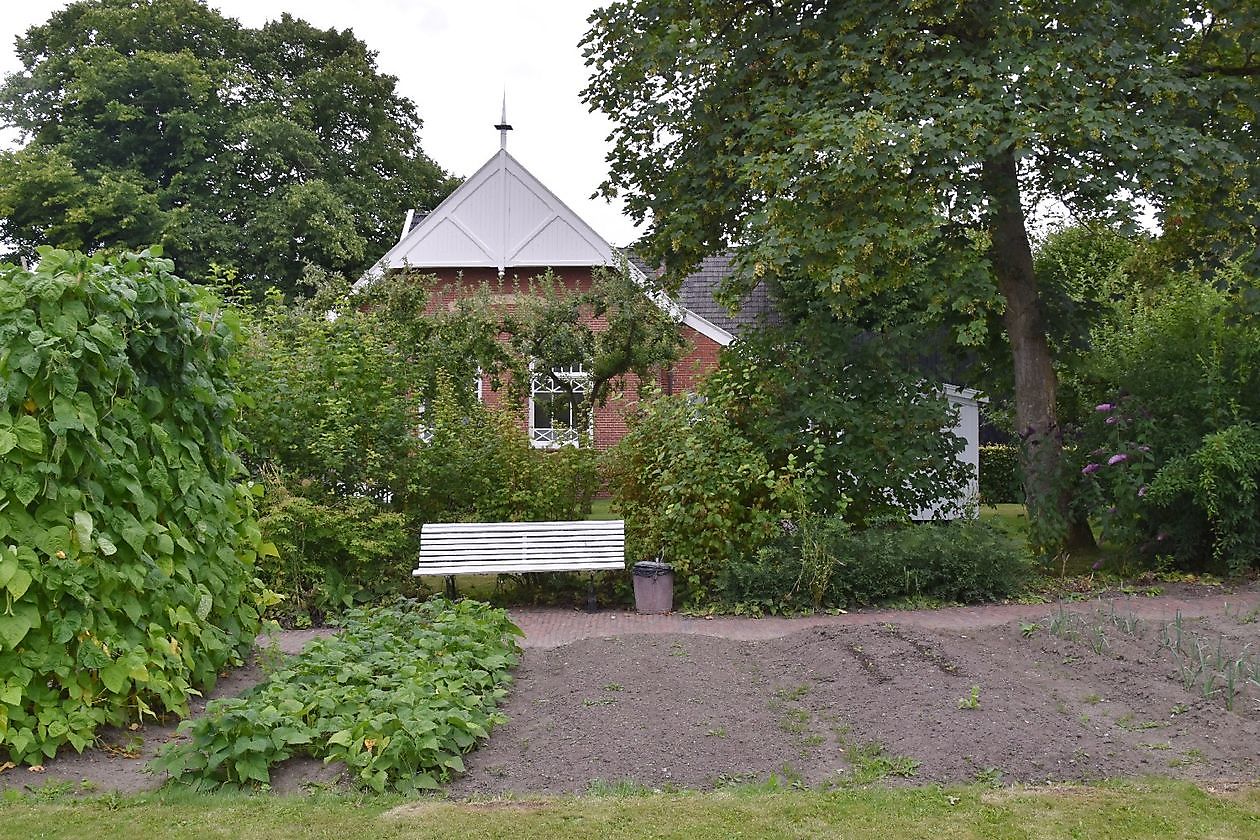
[1138,485,1148,497]
[1105,415,1118,425]
[1096,403,1114,412]
[1108,453,1128,466]
[1137,445,1151,453]
[1091,559,1103,571]
[1082,463,1101,475]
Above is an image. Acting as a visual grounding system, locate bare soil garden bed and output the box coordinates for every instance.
[3,590,1259,798]
[449,596,1260,796]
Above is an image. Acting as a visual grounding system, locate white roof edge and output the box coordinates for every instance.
[353,257,389,292]
[681,310,735,346]
[620,253,734,346]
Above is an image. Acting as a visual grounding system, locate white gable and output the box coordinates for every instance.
[355,139,736,348]
[376,149,614,273]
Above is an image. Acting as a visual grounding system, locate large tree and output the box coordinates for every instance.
[0,0,455,295]
[581,0,1258,547]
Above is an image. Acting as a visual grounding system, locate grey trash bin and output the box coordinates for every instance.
[632,561,674,614]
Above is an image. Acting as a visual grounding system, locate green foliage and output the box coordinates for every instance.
[980,445,1023,505]
[253,473,414,625]
[720,519,1029,613]
[239,269,661,526]
[238,270,647,618]
[1148,424,1260,576]
[0,0,455,295]
[0,247,269,765]
[608,392,810,605]
[607,304,979,605]
[1075,266,1260,571]
[582,0,1256,323]
[409,373,599,526]
[608,309,979,605]
[152,598,521,793]
[709,314,973,525]
[714,513,851,616]
[236,273,467,512]
[841,519,1030,606]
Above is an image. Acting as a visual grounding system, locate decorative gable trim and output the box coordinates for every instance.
[372,149,614,276]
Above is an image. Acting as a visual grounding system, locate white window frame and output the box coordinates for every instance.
[529,363,592,448]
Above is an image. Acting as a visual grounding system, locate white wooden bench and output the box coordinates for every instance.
[413,520,626,609]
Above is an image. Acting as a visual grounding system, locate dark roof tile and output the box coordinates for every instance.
[623,250,781,337]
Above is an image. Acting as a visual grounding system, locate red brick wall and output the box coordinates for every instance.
[403,266,725,450]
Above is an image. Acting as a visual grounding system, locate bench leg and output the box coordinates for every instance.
[585,573,597,613]
[445,575,458,600]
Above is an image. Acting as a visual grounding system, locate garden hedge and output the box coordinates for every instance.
[979,444,1023,505]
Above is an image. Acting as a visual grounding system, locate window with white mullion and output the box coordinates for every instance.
[529,363,591,448]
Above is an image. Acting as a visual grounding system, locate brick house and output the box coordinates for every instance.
[360,125,982,516]
[358,128,734,452]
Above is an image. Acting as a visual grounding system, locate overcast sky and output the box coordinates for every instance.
[0,1,642,246]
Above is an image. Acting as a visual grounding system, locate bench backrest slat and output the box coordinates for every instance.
[413,519,626,577]
[419,520,623,533]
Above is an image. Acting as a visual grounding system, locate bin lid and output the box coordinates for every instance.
[632,560,673,577]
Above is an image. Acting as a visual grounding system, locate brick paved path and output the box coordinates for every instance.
[510,589,1260,649]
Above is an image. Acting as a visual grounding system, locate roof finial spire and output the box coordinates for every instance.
[495,92,512,151]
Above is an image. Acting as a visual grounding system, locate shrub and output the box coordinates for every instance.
[1147,423,1260,576]
[979,444,1022,505]
[709,313,972,525]
[239,284,600,616]
[153,598,522,793]
[838,520,1030,605]
[235,277,466,523]
[0,248,270,765]
[255,472,415,625]
[607,392,810,606]
[608,309,980,606]
[715,512,852,615]
[1075,267,1260,571]
[409,373,599,525]
[717,518,1029,612]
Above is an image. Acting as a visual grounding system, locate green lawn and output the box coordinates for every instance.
[979,503,1030,543]
[3,779,1257,839]
[586,498,617,520]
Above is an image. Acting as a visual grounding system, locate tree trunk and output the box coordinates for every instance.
[982,149,1072,547]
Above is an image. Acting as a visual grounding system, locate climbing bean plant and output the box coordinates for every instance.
[0,247,273,764]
